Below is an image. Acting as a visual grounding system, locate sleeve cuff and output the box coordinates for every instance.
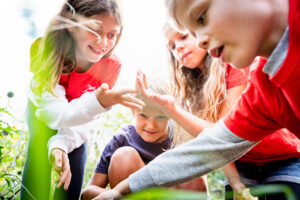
[128,167,156,192]
[47,136,68,159]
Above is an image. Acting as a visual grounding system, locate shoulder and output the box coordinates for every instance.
[113,125,136,141]
[102,54,121,68]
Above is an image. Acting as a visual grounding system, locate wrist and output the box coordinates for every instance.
[228,176,245,192]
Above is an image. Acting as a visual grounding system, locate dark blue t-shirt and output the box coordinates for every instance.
[95,124,173,174]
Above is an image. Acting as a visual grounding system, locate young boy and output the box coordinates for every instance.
[80,79,207,200]
[95,0,300,199]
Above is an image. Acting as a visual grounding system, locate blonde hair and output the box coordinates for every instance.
[164,23,227,145]
[30,0,123,96]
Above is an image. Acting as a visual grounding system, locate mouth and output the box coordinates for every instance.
[89,45,104,55]
[209,45,224,59]
[143,129,157,135]
[181,52,192,61]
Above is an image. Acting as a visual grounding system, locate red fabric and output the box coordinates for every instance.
[59,54,121,102]
[226,64,250,89]
[225,0,300,140]
[226,57,300,164]
[224,1,300,163]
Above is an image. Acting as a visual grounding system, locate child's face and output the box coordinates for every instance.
[70,13,120,66]
[133,105,170,143]
[172,0,271,68]
[164,25,207,69]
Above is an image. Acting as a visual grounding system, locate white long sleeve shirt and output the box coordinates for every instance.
[27,84,109,156]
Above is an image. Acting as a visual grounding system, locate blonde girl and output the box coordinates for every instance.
[21,1,143,200]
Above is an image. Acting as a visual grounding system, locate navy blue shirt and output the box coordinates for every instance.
[95,124,173,174]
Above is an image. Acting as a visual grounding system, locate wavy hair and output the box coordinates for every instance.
[30,0,123,96]
[168,50,227,123]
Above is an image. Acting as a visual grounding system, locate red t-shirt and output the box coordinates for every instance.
[226,61,300,164]
[225,0,300,141]
[60,54,121,101]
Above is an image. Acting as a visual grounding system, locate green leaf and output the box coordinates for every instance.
[124,188,207,200]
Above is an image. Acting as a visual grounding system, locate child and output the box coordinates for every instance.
[21,1,144,200]
[164,23,247,196]
[80,79,207,200]
[164,23,300,200]
[95,0,300,199]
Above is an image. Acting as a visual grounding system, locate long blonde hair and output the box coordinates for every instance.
[168,49,227,123]
[30,0,123,96]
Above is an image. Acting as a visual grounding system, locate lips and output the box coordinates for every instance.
[143,129,157,135]
[209,46,224,58]
[181,52,192,61]
[89,45,103,55]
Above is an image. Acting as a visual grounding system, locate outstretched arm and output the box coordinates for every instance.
[135,71,212,136]
[91,121,258,199]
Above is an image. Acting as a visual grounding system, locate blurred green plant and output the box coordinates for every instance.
[124,187,208,200]
[0,105,28,200]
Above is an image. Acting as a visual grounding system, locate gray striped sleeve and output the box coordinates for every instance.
[129,120,258,192]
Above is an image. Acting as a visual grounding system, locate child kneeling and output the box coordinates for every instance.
[81,79,207,200]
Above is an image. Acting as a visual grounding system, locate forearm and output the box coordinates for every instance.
[81,185,108,200]
[221,163,245,192]
[129,120,258,192]
[166,104,213,137]
[47,124,89,157]
[28,85,108,129]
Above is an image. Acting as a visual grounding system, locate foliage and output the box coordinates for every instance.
[0,106,28,200]
[125,188,208,200]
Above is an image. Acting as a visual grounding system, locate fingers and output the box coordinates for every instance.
[57,153,72,190]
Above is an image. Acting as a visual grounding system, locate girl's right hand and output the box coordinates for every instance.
[95,83,145,110]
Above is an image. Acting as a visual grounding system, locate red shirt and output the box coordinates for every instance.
[226,62,300,164]
[225,0,300,140]
[60,54,121,101]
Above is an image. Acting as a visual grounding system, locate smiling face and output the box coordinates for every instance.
[69,13,120,68]
[164,24,207,69]
[172,0,274,68]
[133,105,170,143]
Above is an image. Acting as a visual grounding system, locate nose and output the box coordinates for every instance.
[175,41,184,53]
[98,35,108,47]
[146,119,156,129]
[196,34,209,50]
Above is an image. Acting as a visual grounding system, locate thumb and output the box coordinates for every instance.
[101,83,109,90]
[55,152,62,168]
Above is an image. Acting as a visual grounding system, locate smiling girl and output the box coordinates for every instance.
[21,1,144,200]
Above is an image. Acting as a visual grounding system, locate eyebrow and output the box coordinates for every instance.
[188,1,208,22]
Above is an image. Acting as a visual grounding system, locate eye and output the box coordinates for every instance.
[139,113,147,118]
[157,116,166,120]
[196,11,206,25]
[107,33,116,39]
[181,34,188,40]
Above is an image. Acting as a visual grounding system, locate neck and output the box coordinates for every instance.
[74,52,93,73]
[259,0,289,57]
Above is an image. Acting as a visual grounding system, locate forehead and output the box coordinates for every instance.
[89,13,121,32]
[138,105,165,116]
[174,0,206,30]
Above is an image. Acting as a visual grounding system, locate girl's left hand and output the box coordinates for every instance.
[92,189,122,200]
[50,148,72,190]
[135,70,176,115]
[95,83,145,110]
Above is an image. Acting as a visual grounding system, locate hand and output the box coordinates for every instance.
[135,70,175,115]
[92,189,122,200]
[50,148,72,190]
[96,83,145,110]
[235,188,258,200]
